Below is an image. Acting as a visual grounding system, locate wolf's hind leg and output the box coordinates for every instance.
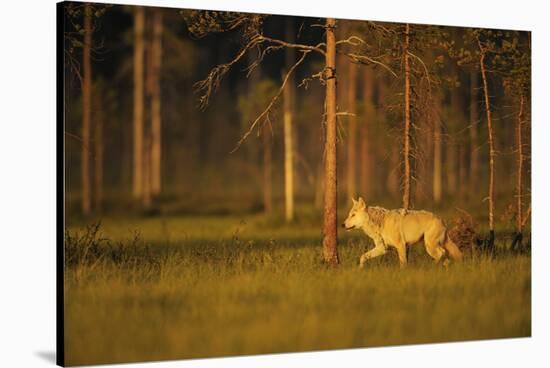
[424,238,446,264]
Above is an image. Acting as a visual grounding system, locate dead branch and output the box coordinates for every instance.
[194,36,262,109]
[336,35,367,47]
[341,52,397,77]
[230,50,310,153]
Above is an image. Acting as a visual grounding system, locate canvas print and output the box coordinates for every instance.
[58,1,531,366]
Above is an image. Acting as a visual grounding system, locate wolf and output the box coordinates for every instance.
[343,197,463,267]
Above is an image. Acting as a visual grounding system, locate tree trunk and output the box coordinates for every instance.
[143,10,153,210]
[94,91,103,213]
[142,134,152,210]
[81,3,92,216]
[402,23,412,210]
[447,81,462,197]
[263,124,273,214]
[283,19,295,222]
[387,145,400,198]
[469,70,479,195]
[133,6,145,201]
[151,9,163,198]
[479,45,496,245]
[322,18,339,265]
[433,117,442,204]
[446,134,457,195]
[360,68,373,200]
[346,60,358,200]
[458,138,467,200]
[515,94,525,239]
[511,94,525,250]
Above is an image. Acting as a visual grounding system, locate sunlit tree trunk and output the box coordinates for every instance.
[458,138,467,200]
[469,70,479,196]
[512,94,525,249]
[516,94,524,232]
[447,83,461,197]
[402,23,412,210]
[283,19,295,222]
[346,61,358,200]
[133,7,145,201]
[151,9,163,198]
[433,117,442,204]
[323,18,339,265]
[81,3,92,216]
[143,10,153,210]
[360,68,373,200]
[479,42,495,246]
[263,124,273,214]
[142,134,152,209]
[94,91,103,213]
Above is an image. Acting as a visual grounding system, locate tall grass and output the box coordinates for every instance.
[64,216,531,366]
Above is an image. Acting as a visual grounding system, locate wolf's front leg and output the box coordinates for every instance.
[359,241,387,268]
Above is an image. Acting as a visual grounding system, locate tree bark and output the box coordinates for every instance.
[263,124,273,214]
[81,3,92,216]
[479,43,496,242]
[133,6,145,201]
[516,94,525,233]
[94,90,103,213]
[402,23,412,210]
[433,117,442,204]
[283,19,295,222]
[360,68,373,200]
[469,70,479,195]
[151,9,163,198]
[346,60,358,200]
[323,18,339,265]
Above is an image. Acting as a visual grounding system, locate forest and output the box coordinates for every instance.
[61,2,531,366]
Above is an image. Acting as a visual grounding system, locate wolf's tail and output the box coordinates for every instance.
[443,234,463,262]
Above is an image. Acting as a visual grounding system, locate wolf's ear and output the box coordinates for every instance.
[357,197,366,209]
[352,198,357,205]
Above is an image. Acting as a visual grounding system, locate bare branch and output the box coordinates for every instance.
[336,36,367,47]
[336,112,357,117]
[298,70,324,89]
[341,52,397,78]
[195,34,326,109]
[259,35,325,55]
[230,50,310,153]
[194,36,262,109]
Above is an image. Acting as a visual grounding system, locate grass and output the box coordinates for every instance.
[64,214,531,366]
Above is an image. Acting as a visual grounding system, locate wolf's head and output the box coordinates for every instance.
[343,197,368,230]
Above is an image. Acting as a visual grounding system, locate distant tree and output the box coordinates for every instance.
[93,82,104,213]
[499,32,531,248]
[82,3,92,216]
[402,23,412,210]
[455,28,503,248]
[63,2,109,215]
[469,69,479,196]
[283,18,295,222]
[476,30,497,248]
[151,8,163,199]
[432,92,442,204]
[342,22,359,201]
[359,67,374,200]
[133,6,145,202]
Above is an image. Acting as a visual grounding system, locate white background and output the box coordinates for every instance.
[0,0,548,367]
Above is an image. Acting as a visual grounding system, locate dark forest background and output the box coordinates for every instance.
[63,2,531,237]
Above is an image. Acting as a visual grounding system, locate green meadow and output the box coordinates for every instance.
[64,213,531,366]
